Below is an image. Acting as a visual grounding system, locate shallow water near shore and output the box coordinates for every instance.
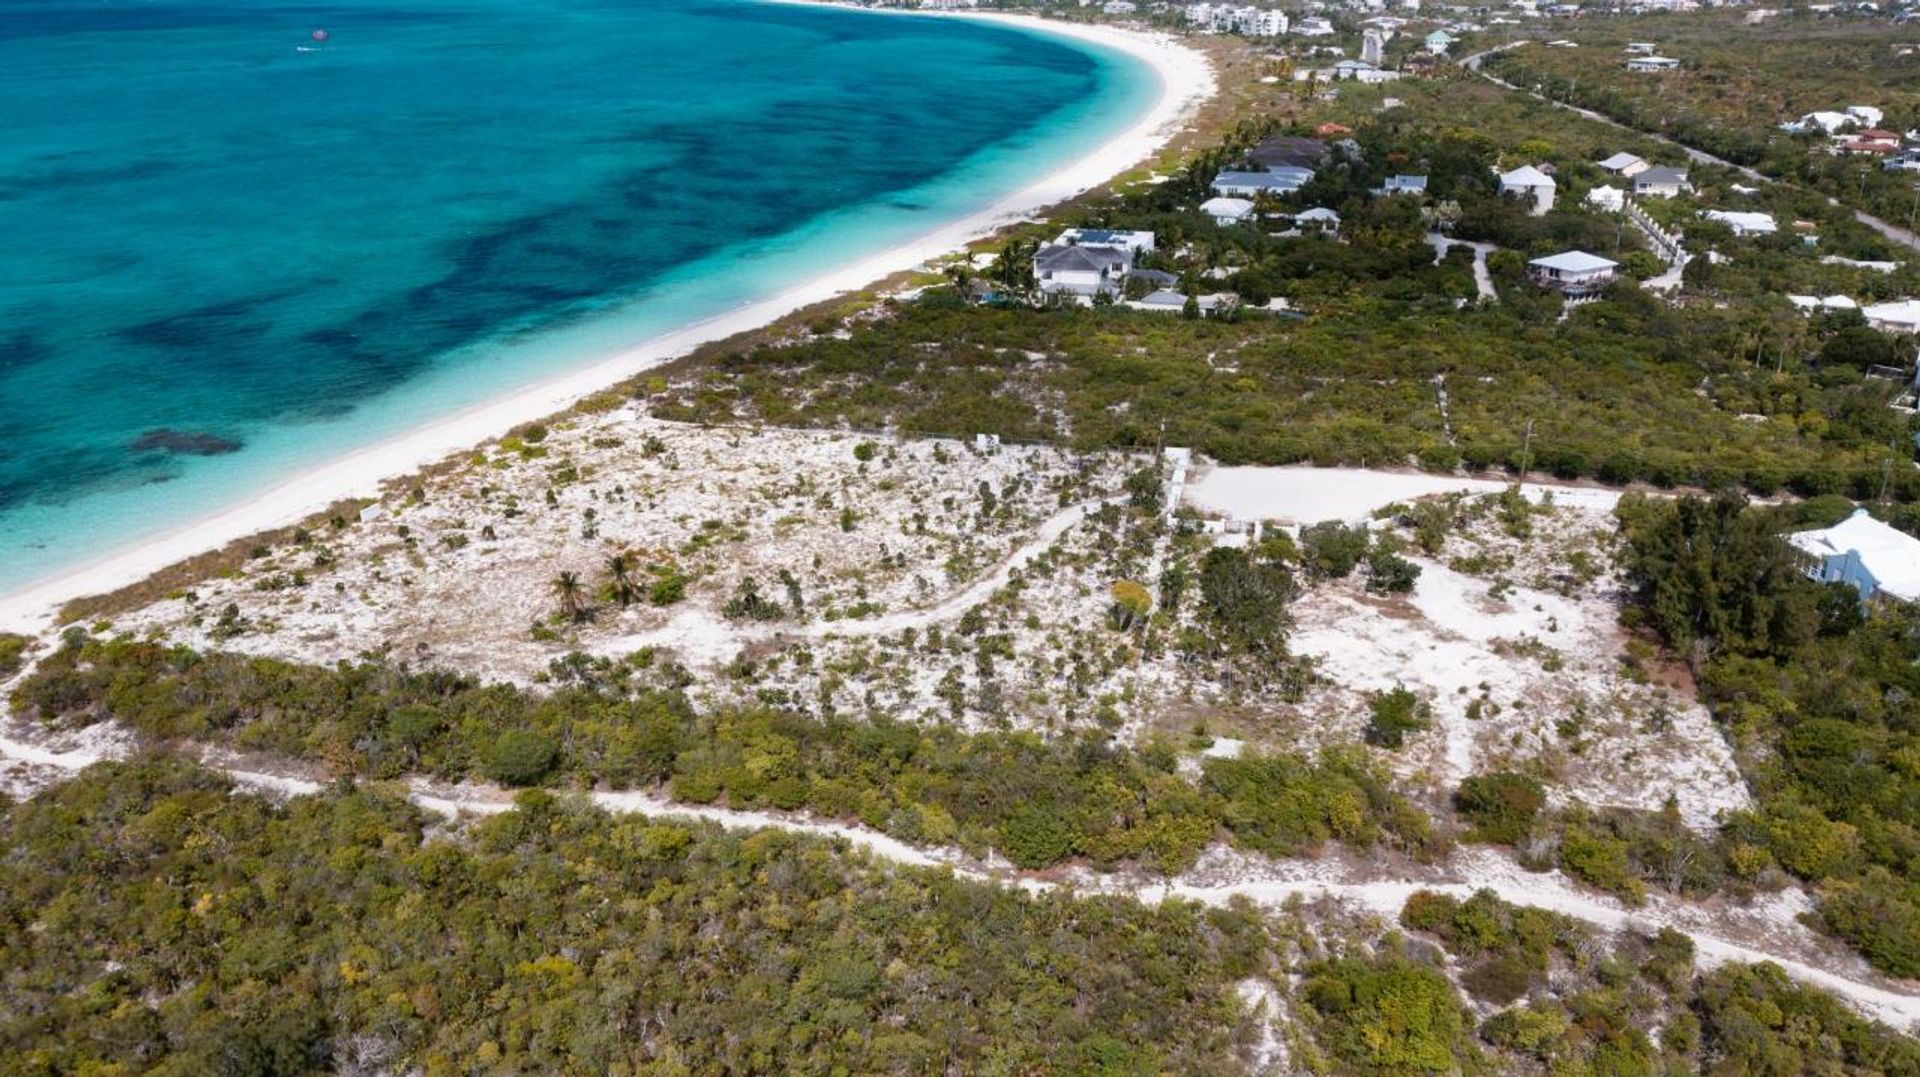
[0,0,1152,594]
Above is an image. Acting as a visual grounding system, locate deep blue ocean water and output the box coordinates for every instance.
[0,0,1151,593]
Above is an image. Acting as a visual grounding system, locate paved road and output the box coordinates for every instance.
[1425,232,1499,302]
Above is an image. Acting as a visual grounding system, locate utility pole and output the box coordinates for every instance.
[1519,418,1534,481]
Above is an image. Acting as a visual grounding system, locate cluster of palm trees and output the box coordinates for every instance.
[549,552,646,624]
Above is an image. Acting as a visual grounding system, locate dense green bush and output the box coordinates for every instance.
[0,760,1272,1073]
[1454,771,1546,845]
[15,637,1440,874]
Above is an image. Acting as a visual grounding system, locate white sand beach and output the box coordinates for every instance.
[0,14,1215,633]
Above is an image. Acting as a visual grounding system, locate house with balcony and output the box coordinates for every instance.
[1527,250,1619,295]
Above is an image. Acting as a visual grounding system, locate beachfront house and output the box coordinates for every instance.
[1212,168,1312,197]
[1185,4,1287,36]
[1702,210,1776,236]
[1034,243,1132,301]
[1497,164,1556,214]
[1597,152,1649,177]
[1633,166,1691,198]
[1527,250,1619,295]
[1789,508,1920,605]
[1201,196,1257,226]
[1055,228,1155,254]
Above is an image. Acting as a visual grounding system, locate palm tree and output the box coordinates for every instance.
[604,552,641,609]
[551,571,587,623]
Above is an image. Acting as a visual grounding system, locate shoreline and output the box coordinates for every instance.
[0,11,1215,634]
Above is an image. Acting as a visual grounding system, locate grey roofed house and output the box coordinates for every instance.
[1247,134,1330,172]
[1035,244,1128,275]
[1211,169,1311,196]
[1633,165,1690,192]
[1132,289,1190,310]
[1597,152,1648,174]
[1132,268,1180,288]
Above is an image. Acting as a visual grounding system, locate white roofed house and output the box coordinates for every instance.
[1293,206,1341,232]
[1789,509,1920,606]
[1597,152,1650,177]
[1498,164,1556,215]
[1633,166,1691,199]
[1702,210,1777,236]
[1330,59,1401,83]
[1787,294,1859,314]
[1527,250,1620,295]
[1625,55,1681,72]
[1586,184,1625,212]
[1378,174,1428,196]
[1200,196,1257,226]
[1034,243,1132,302]
[1055,228,1156,254]
[1863,299,1920,334]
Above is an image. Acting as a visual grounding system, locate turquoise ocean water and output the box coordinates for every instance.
[0,0,1152,594]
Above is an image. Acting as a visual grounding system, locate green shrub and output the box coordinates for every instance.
[1365,687,1430,749]
[1365,549,1422,594]
[484,729,558,786]
[1300,521,1369,580]
[1455,772,1546,845]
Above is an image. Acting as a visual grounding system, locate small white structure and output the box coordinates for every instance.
[357,504,383,524]
[973,433,1001,452]
[1586,184,1625,211]
[1597,152,1650,177]
[1055,228,1156,254]
[1293,206,1341,231]
[1863,299,1920,333]
[1201,196,1257,225]
[1703,210,1777,236]
[1789,508,1920,605]
[1294,15,1335,35]
[1035,243,1132,300]
[1424,29,1454,53]
[1787,294,1859,314]
[1820,255,1900,273]
[1497,164,1556,214]
[1528,250,1619,294]
[1626,55,1682,72]
[1633,166,1691,198]
[1380,174,1428,195]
